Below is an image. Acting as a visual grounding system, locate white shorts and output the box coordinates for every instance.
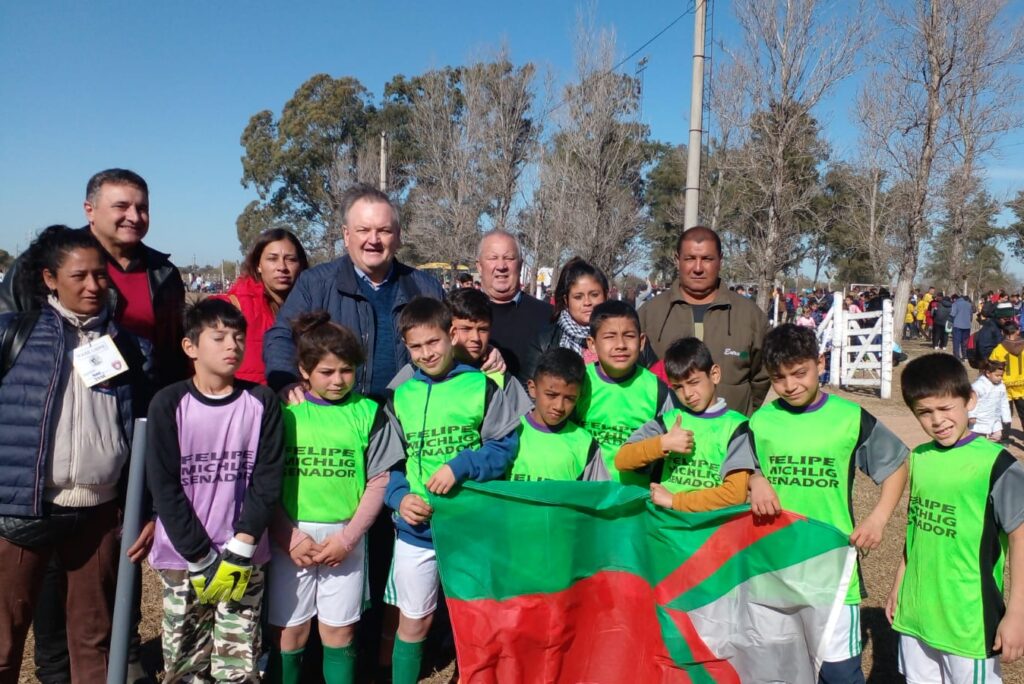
[266,521,367,628]
[821,604,863,663]
[383,537,438,619]
[899,634,1001,684]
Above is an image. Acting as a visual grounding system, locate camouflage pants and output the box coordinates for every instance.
[157,566,265,683]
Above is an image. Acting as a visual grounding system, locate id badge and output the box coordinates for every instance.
[72,335,129,387]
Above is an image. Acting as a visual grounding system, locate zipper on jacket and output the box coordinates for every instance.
[35,314,64,515]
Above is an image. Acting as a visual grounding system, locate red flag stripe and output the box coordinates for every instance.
[447,571,695,684]
[654,511,802,604]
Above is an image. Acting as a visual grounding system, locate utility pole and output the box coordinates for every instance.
[684,0,708,230]
[379,131,388,192]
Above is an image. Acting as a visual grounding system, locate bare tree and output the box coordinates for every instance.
[716,0,869,310]
[529,21,652,278]
[464,46,540,233]
[943,1,1024,291]
[856,0,1018,323]
[404,68,485,269]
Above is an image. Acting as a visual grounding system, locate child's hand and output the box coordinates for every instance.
[650,483,674,509]
[312,535,350,568]
[399,494,433,526]
[659,415,694,455]
[995,611,1024,663]
[749,474,782,519]
[480,346,506,373]
[426,465,458,495]
[850,513,885,551]
[289,536,322,568]
[884,583,899,624]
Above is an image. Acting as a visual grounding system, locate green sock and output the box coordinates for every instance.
[391,637,424,684]
[265,647,304,684]
[322,643,357,684]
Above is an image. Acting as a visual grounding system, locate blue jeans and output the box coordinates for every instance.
[952,327,970,360]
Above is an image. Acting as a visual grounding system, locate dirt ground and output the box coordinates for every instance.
[18,336,1024,683]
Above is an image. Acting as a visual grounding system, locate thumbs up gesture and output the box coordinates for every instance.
[659,414,694,455]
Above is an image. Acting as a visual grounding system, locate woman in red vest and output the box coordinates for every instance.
[215,228,308,383]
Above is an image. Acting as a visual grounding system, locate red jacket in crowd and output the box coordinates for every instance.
[212,276,277,384]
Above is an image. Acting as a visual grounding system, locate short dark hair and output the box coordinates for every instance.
[533,347,586,387]
[763,324,819,372]
[340,183,399,229]
[18,225,106,305]
[184,298,247,344]
[588,300,641,338]
[86,168,148,203]
[457,272,473,284]
[243,228,309,279]
[675,225,722,257]
[981,358,1006,374]
[663,337,715,380]
[290,311,365,371]
[448,287,492,323]
[901,353,972,407]
[553,257,609,319]
[398,296,451,337]
[1004,321,1020,335]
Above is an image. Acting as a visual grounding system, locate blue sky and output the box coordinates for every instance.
[2,1,1022,272]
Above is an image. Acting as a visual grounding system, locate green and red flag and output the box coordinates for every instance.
[431,481,855,684]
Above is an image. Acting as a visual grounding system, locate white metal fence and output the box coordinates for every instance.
[819,292,894,399]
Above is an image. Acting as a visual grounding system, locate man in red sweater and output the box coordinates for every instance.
[0,168,187,683]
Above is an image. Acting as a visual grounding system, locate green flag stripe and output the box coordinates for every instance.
[665,518,850,612]
[657,607,716,684]
[434,482,724,600]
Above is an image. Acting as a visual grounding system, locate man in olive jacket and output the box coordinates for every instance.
[639,226,769,416]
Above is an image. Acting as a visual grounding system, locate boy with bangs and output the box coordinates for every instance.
[573,300,676,486]
[508,347,609,482]
[387,287,530,416]
[146,299,284,680]
[735,324,909,683]
[615,337,756,512]
[887,353,1024,684]
[383,296,521,684]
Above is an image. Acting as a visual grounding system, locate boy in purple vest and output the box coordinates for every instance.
[146,299,284,680]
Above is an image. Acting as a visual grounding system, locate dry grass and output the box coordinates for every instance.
[18,337,1024,682]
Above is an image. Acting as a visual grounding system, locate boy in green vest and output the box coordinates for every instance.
[387,287,531,415]
[615,337,756,511]
[734,324,909,684]
[886,353,1024,683]
[573,300,676,486]
[382,296,522,684]
[509,347,610,481]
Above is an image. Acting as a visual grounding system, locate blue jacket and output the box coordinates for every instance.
[0,307,151,517]
[951,298,974,329]
[384,363,519,548]
[263,255,444,396]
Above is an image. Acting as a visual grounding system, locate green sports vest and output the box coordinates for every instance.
[392,372,487,498]
[893,436,1009,659]
[658,407,748,494]
[576,363,665,487]
[751,394,863,603]
[281,394,375,523]
[486,369,505,389]
[509,415,595,482]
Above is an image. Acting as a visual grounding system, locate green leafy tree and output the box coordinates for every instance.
[645,144,687,283]
[925,188,1008,295]
[239,74,417,261]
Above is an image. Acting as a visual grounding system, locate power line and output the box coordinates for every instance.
[544,3,697,118]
